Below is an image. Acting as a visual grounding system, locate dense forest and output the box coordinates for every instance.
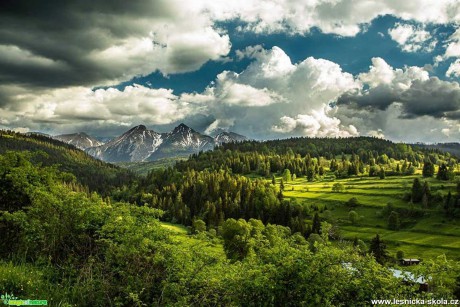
[1,133,460,305]
[126,137,459,232]
[0,130,134,195]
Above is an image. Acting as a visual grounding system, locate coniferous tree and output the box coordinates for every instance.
[369,234,388,264]
[422,161,435,177]
[388,211,400,230]
[312,213,321,234]
[379,168,386,179]
[411,178,423,203]
[437,163,449,180]
[282,169,292,182]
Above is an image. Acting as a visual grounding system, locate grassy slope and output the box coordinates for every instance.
[279,175,460,260]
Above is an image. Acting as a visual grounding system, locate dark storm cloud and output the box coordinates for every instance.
[337,77,460,120]
[0,0,174,88]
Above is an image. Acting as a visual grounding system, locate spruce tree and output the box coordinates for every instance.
[422,161,435,177]
[437,163,449,180]
[312,213,321,234]
[369,234,388,264]
[388,211,400,230]
[411,178,423,203]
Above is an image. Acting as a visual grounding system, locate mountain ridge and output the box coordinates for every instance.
[54,132,103,150]
[84,123,247,162]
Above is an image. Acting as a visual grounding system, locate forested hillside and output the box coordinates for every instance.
[0,130,134,195]
[1,151,459,305]
[1,134,460,305]
[127,137,460,260]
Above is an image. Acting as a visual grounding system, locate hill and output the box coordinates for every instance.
[413,142,460,158]
[132,136,460,260]
[0,130,134,195]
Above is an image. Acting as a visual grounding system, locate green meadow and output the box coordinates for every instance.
[281,175,460,260]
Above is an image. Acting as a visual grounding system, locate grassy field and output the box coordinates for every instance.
[281,174,460,260]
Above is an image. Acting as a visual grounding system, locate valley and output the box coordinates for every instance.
[1,131,460,305]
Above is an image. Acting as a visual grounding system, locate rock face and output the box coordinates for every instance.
[214,131,247,144]
[147,123,215,161]
[85,125,163,162]
[54,132,103,150]
[84,123,248,162]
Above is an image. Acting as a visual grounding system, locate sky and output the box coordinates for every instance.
[1,1,460,143]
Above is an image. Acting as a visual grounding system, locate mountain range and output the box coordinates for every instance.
[54,132,103,150]
[59,124,248,162]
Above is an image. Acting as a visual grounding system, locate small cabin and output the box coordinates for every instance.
[400,258,421,266]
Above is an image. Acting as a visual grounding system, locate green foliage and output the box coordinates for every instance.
[282,168,292,182]
[369,234,389,264]
[0,131,135,195]
[411,178,424,203]
[192,218,207,233]
[422,161,435,177]
[437,163,452,181]
[379,168,386,179]
[388,211,401,230]
[348,210,359,225]
[221,218,253,260]
[332,182,345,192]
[175,136,447,181]
[312,213,321,234]
[1,136,460,305]
[347,197,360,207]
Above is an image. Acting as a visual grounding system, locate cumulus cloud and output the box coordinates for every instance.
[1,0,459,94]
[367,129,385,138]
[336,103,460,143]
[0,84,199,135]
[206,0,460,36]
[2,0,460,141]
[444,28,460,59]
[196,46,360,138]
[388,23,435,52]
[1,45,360,138]
[272,108,358,137]
[0,0,231,91]
[337,58,460,119]
[446,59,460,77]
[332,57,460,141]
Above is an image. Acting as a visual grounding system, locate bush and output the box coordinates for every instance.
[347,197,359,207]
[348,211,359,225]
[332,183,345,193]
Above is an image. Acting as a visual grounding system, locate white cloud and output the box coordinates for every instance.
[335,58,460,142]
[0,84,197,134]
[446,59,460,77]
[444,28,460,59]
[272,107,359,137]
[337,103,460,143]
[203,0,460,36]
[197,46,361,138]
[388,23,435,52]
[358,57,429,89]
[367,129,385,138]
